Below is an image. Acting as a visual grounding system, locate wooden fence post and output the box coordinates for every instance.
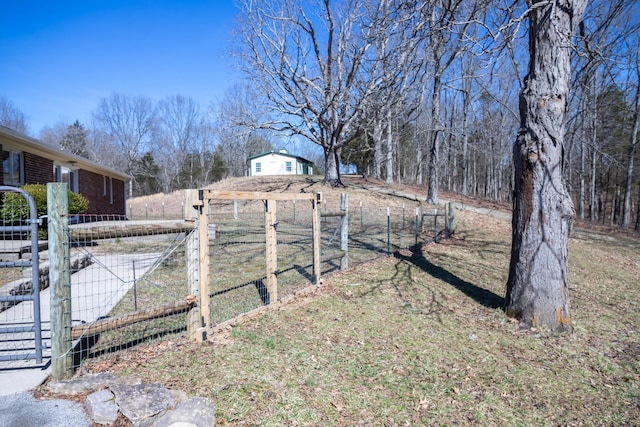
[340,193,349,270]
[447,202,455,235]
[197,191,211,341]
[48,183,72,379]
[184,189,201,341]
[264,199,278,303]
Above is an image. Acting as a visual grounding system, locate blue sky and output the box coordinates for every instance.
[0,1,240,134]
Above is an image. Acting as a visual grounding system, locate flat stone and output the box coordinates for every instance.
[111,382,175,427]
[151,397,216,427]
[46,372,142,395]
[85,389,119,425]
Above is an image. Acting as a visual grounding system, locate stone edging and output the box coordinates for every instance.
[44,372,216,426]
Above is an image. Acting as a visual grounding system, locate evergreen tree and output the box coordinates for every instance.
[60,120,89,158]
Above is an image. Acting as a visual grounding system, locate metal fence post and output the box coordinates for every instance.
[415,207,420,246]
[387,207,391,256]
[312,193,321,284]
[340,193,348,270]
[48,183,72,379]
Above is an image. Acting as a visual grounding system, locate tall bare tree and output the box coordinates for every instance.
[505,0,588,332]
[424,0,481,204]
[235,0,391,186]
[621,40,640,228]
[93,93,156,196]
[155,95,205,192]
[212,84,273,177]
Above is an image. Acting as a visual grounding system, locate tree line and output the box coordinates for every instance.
[234,0,640,231]
[1,91,288,197]
[1,0,638,231]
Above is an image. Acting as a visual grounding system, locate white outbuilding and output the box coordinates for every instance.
[247,150,314,176]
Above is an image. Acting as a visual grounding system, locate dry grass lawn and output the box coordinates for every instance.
[79,176,639,426]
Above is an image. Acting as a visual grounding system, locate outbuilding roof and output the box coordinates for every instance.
[246,150,314,164]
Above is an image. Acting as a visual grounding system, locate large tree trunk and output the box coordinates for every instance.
[636,186,640,232]
[505,0,586,333]
[386,109,394,184]
[622,80,639,228]
[372,120,384,179]
[461,83,470,196]
[426,74,442,204]
[324,144,343,187]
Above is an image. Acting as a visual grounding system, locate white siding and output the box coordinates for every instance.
[250,153,310,176]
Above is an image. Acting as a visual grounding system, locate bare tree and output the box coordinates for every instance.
[0,95,29,134]
[39,121,70,148]
[155,95,205,192]
[357,1,426,184]
[505,0,588,332]
[93,93,156,196]
[424,0,482,204]
[235,0,391,186]
[212,84,273,177]
[621,40,640,228]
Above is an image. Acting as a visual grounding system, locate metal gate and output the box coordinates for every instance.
[0,186,44,365]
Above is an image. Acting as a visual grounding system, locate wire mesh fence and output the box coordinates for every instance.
[206,197,318,326]
[2,184,454,374]
[61,215,195,372]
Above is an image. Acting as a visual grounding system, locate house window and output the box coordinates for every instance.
[54,165,78,193]
[256,162,262,173]
[2,150,23,186]
[286,161,292,172]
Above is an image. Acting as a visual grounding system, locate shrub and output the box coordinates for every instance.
[1,184,89,238]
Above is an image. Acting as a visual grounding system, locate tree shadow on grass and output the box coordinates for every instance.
[394,245,504,310]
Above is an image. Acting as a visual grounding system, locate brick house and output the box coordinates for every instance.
[1,125,129,216]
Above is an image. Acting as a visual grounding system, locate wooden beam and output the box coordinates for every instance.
[70,221,195,240]
[71,296,197,340]
[201,190,318,201]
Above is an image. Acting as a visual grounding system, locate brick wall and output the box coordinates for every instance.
[24,152,54,184]
[78,170,126,215]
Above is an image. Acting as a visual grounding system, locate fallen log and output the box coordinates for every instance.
[71,295,197,339]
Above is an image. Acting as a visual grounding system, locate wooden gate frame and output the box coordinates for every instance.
[192,190,322,341]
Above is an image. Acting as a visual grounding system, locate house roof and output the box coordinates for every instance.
[246,150,314,164]
[0,125,131,181]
